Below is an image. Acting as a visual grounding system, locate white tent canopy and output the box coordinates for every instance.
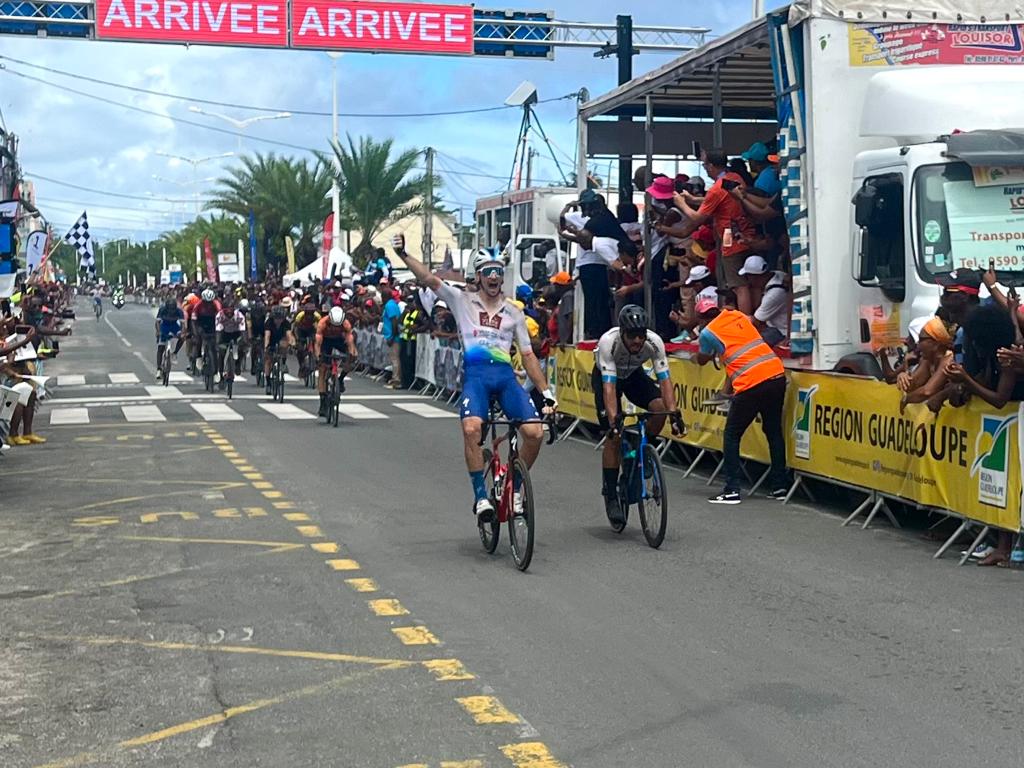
[282,250,353,287]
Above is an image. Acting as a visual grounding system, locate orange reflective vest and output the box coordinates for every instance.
[705,309,784,393]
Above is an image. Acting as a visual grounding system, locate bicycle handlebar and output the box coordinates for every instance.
[477,414,560,446]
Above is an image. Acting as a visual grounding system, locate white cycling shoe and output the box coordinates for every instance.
[474,497,496,524]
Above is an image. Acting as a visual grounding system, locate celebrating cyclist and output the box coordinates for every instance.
[594,305,684,525]
[263,298,294,394]
[155,297,185,375]
[391,234,556,522]
[315,306,358,416]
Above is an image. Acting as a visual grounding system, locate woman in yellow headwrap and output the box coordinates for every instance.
[900,316,956,413]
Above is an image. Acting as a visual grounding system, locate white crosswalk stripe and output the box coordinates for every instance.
[168,372,192,384]
[50,408,90,425]
[145,385,184,399]
[258,403,315,420]
[283,373,301,383]
[57,375,86,387]
[122,405,166,422]
[108,373,140,384]
[392,402,457,419]
[190,403,243,421]
[337,404,389,420]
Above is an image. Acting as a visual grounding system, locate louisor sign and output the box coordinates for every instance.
[95,0,474,54]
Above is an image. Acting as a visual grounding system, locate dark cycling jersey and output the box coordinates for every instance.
[266,318,292,347]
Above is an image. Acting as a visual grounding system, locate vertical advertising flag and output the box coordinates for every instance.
[285,235,296,276]
[25,231,47,272]
[249,210,258,281]
[204,237,217,281]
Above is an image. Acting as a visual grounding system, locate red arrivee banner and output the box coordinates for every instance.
[204,237,218,281]
[291,0,473,54]
[95,0,288,46]
[95,0,472,53]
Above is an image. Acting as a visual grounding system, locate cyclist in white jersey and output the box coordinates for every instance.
[594,305,684,524]
[391,234,557,521]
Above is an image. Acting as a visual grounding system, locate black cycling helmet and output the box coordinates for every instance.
[618,304,648,333]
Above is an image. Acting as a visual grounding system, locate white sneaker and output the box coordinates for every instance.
[474,497,496,523]
[964,544,995,559]
[512,492,524,517]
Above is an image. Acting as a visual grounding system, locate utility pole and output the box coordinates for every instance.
[616,14,635,203]
[422,147,434,270]
[526,148,536,188]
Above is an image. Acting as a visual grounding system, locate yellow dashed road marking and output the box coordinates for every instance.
[139,511,198,524]
[456,696,519,725]
[245,507,267,518]
[252,481,274,490]
[311,542,339,553]
[272,501,296,509]
[392,626,439,645]
[210,438,230,445]
[263,491,283,499]
[368,599,409,617]
[499,742,567,768]
[345,577,377,592]
[283,512,311,521]
[327,558,360,571]
[296,525,323,538]
[212,508,241,518]
[422,659,474,681]
[243,473,264,480]
[442,761,485,768]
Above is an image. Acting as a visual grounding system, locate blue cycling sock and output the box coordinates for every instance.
[470,470,487,502]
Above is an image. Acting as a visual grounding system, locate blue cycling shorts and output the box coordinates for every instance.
[158,320,182,342]
[460,361,539,422]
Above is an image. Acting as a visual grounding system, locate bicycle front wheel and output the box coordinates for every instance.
[508,457,535,571]
[478,449,500,554]
[638,443,668,549]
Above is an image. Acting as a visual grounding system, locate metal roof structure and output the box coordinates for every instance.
[580,16,775,121]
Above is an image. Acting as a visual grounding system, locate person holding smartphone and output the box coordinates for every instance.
[658,150,758,315]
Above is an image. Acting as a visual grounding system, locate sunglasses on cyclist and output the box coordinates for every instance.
[622,328,647,342]
[479,266,505,278]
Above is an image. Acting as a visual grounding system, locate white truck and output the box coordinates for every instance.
[578,0,1024,373]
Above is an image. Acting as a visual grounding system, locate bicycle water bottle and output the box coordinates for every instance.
[1009,533,1024,570]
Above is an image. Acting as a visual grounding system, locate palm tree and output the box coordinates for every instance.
[207,154,289,272]
[273,157,332,268]
[325,135,426,267]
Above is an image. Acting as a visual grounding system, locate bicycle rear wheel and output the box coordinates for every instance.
[276,367,285,403]
[508,457,535,571]
[226,377,233,400]
[330,377,340,427]
[478,449,500,554]
[160,348,170,387]
[638,443,668,549]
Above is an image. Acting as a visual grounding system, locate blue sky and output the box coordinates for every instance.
[0,0,754,241]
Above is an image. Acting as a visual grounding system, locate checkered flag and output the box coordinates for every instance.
[63,211,95,275]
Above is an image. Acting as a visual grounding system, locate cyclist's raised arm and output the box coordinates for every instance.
[391,234,441,291]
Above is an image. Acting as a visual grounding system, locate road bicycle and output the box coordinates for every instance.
[321,349,350,428]
[221,337,239,400]
[609,411,674,548]
[477,406,558,572]
[250,341,264,387]
[200,333,217,394]
[93,299,102,321]
[300,338,317,388]
[268,347,287,403]
[158,332,180,387]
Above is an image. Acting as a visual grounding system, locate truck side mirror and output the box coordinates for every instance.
[853,183,877,229]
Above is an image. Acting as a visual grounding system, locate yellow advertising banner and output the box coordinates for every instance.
[285,236,296,276]
[788,372,1021,531]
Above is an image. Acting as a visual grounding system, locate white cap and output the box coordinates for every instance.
[697,286,718,303]
[685,265,711,285]
[738,255,768,276]
[908,315,930,343]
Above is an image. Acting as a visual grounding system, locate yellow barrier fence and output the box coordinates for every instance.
[549,347,1021,531]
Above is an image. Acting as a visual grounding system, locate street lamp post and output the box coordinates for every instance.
[187,106,292,152]
[152,174,218,221]
[327,53,344,272]
[154,151,233,219]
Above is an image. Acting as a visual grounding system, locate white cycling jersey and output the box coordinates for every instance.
[434,282,531,367]
[595,327,670,382]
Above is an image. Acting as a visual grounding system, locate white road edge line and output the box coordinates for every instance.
[104,314,133,348]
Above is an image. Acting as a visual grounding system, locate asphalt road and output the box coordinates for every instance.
[3,298,1024,768]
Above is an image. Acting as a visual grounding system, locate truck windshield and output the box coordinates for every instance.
[915,161,1024,280]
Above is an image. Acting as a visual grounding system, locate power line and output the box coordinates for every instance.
[24,172,213,203]
[0,66,320,153]
[0,54,578,119]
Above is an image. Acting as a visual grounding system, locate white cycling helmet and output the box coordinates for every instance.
[328,306,345,326]
[201,288,215,302]
[472,248,504,272]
